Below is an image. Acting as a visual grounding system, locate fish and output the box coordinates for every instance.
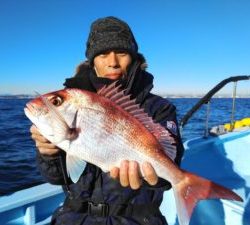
[24,82,242,225]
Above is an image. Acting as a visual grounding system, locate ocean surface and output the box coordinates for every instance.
[0,97,249,195]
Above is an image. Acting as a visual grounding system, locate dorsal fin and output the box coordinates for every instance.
[97,82,177,161]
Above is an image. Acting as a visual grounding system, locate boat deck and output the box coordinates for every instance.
[161,129,250,225]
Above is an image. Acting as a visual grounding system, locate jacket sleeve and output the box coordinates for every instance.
[141,94,185,190]
[36,150,71,185]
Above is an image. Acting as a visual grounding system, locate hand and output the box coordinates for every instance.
[110,160,158,190]
[30,124,60,156]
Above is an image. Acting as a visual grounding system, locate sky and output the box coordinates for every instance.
[0,0,250,96]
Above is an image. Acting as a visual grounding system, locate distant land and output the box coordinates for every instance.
[0,94,35,99]
[0,93,249,99]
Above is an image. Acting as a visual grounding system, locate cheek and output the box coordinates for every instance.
[94,61,106,77]
[95,67,105,77]
[34,115,55,137]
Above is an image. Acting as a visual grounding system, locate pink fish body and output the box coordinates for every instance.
[24,83,242,225]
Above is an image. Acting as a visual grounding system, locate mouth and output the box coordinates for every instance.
[24,103,36,122]
[25,103,35,115]
[24,103,43,120]
[24,104,31,114]
[105,72,123,80]
[24,103,54,138]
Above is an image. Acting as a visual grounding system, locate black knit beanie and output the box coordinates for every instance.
[85,16,138,64]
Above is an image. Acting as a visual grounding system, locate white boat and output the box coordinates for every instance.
[161,129,250,225]
[0,183,64,225]
[161,75,250,225]
[0,76,249,225]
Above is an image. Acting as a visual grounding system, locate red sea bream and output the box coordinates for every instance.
[24,83,242,225]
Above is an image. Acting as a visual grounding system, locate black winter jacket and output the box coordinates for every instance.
[36,57,184,225]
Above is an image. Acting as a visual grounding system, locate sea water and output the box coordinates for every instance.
[0,97,249,195]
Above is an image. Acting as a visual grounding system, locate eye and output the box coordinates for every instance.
[99,52,108,58]
[116,51,127,56]
[49,95,63,106]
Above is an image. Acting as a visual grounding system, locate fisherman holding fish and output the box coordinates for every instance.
[28,16,241,225]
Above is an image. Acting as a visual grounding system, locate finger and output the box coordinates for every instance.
[110,167,119,179]
[30,124,39,135]
[31,133,50,143]
[30,125,50,144]
[142,162,158,185]
[38,147,60,156]
[128,161,142,190]
[36,141,57,149]
[119,160,129,187]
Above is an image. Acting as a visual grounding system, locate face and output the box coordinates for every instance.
[93,51,132,80]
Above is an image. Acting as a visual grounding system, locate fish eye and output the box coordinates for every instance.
[50,95,63,106]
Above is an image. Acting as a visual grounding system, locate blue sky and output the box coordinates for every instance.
[0,0,250,96]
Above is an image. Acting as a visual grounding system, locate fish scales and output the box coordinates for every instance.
[73,106,165,175]
[24,86,243,225]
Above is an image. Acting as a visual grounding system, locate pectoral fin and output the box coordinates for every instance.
[66,154,87,183]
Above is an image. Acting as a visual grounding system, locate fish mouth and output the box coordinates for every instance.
[24,103,43,121]
[25,102,48,116]
[24,104,37,124]
[25,103,36,116]
[24,103,55,138]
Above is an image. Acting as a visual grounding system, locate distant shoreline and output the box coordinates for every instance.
[0,94,249,99]
[0,95,35,99]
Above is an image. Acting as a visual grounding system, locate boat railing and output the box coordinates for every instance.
[0,183,65,225]
[179,75,250,137]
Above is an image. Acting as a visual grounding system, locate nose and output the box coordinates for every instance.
[107,52,119,68]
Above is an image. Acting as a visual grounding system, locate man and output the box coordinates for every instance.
[30,16,184,225]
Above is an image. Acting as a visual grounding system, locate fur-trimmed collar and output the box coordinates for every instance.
[64,53,153,105]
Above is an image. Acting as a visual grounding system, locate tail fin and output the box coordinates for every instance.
[173,170,243,225]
